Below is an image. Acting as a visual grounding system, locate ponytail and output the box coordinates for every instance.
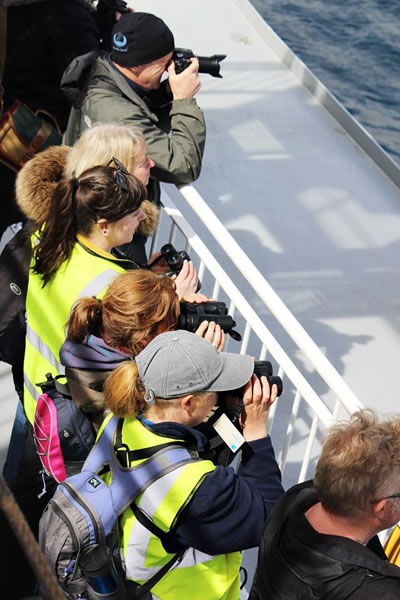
[104,362,146,417]
[67,296,102,342]
[32,178,78,286]
[32,165,146,287]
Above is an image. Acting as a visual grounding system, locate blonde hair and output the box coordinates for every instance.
[314,409,400,518]
[104,361,215,419]
[64,123,144,177]
[67,270,179,356]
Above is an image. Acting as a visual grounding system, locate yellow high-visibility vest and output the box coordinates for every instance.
[98,415,242,600]
[23,235,130,424]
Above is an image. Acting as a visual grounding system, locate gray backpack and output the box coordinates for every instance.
[39,416,193,599]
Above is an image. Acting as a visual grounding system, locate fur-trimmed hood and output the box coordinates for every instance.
[15,145,159,236]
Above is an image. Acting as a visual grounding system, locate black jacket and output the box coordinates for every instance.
[250,480,400,599]
[4,0,100,131]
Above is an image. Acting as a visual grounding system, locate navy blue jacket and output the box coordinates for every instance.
[144,420,284,555]
[61,335,284,554]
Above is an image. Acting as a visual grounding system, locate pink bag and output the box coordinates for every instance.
[33,392,67,483]
[32,377,96,484]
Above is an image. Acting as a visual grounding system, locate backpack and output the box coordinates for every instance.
[33,374,97,488]
[39,415,193,600]
[0,226,31,365]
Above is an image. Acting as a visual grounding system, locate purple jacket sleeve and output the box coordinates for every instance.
[164,436,284,555]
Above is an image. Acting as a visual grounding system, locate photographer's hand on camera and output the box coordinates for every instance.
[240,374,278,442]
[168,58,201,100]
[172,260,198,299]
[195,320,225,351]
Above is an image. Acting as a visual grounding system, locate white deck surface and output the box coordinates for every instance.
[132,0,400,416]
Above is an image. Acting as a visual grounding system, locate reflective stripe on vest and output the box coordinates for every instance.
[23,241,125,424]
[26,323,65,373]
[117,418,242,600]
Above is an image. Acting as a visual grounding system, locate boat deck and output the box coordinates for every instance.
[2,1,400,591]
[133,0,400,415]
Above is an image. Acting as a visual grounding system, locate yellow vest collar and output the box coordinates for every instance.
[76,234,116,260]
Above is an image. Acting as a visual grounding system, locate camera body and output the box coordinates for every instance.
[228,360,283,398]
[173,47,226,78]
[177,301,242,341]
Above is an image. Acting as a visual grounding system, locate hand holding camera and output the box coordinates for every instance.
[240,373,278,442]
[168,57,201,100]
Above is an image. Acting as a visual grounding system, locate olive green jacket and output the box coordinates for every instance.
[63,55,206,186]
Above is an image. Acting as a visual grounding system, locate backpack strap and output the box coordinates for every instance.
[54,377,72,397]
[114,419,192,598]
[129,547,186,600]
[70,417,196,537]
[114,418,190,466]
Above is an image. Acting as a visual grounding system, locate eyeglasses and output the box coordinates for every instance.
[108,156,130,192]
[370,493,400,504]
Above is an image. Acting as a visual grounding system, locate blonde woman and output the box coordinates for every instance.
[95,331,283,600]
[17,123,157,264]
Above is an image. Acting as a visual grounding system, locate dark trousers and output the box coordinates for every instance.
[1,405,56,599]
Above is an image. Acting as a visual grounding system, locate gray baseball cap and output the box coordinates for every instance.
[135,330,254,402]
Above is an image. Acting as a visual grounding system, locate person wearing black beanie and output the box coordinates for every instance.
[110,12,176,91]
[111,12,175,69]
[63,11,206,243]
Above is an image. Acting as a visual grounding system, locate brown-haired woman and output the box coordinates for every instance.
[60,269,224,426]
[25,163,198,427]
[24,164,148,427]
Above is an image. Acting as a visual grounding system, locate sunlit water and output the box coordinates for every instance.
[251,0,400,164]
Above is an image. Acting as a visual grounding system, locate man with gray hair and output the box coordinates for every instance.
[250,409,400,599]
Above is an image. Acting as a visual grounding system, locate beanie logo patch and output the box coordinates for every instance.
[113,32,128,52]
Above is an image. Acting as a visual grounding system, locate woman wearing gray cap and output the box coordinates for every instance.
[100,330,284,599]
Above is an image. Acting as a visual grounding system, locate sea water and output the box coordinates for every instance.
[251,0,400,164]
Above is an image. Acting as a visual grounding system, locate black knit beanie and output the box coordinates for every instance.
[111,12,175,67]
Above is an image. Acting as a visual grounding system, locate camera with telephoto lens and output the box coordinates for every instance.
[229,360,283,398]
[173,48,226,78]
[177,301,242,341]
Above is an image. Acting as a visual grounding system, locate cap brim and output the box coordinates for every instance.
[206,352,254,393]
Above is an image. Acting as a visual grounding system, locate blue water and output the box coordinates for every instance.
[250,0,400,165]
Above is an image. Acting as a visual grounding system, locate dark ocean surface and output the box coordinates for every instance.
[250,0,400,165]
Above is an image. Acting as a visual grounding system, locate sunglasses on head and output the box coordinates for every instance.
[108,156,130,192]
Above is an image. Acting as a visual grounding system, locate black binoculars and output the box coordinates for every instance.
[160,243,202,292]
[178,300,242,341]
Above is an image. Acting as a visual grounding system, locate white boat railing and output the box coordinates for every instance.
[151,185,364,488]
